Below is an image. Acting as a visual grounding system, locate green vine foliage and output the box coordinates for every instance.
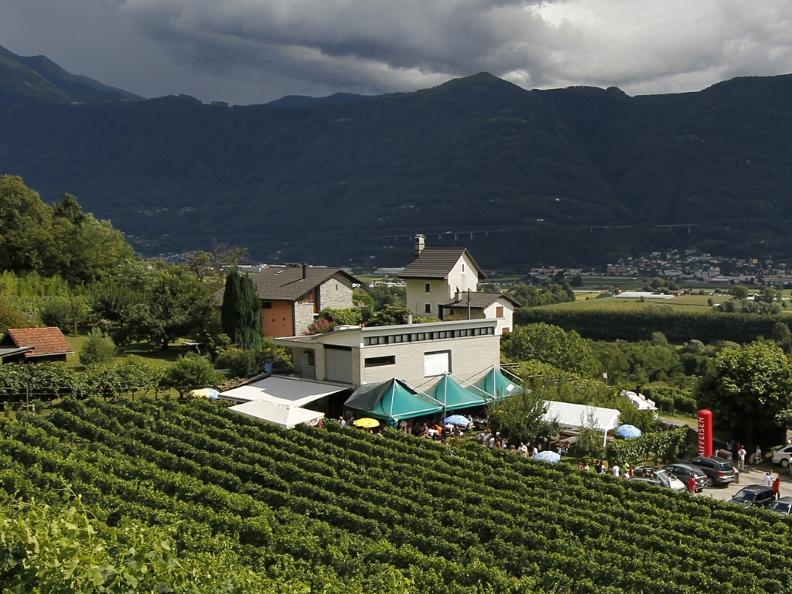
[0,398,790,593]
[606,427,689,466]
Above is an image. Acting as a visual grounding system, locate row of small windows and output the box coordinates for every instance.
[363,326,494,346]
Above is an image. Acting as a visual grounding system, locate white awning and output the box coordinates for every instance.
[542,400,621,433]
[229,399,324,429]
[219,376,346,406]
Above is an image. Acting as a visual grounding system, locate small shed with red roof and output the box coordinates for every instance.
[0,327,75,363]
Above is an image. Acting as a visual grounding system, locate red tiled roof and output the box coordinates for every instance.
[5,327,75,358]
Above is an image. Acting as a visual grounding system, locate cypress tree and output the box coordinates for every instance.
[237,274,263,350]
[220,269,242,340]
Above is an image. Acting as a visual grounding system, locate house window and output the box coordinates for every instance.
[424,303,432,314]
[496,306,504,318]
[365,355,396,367]
[461,263,466,273]
[424,282,431,293]
[262,301,272,309]
[424,350,451,376]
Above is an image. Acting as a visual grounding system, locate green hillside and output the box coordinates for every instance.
[0,45,139,104]
[3,60,792,265]
[2,397,790,592]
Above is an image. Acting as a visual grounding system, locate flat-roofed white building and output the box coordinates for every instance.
[273,318,500,392]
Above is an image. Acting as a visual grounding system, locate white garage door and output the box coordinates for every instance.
[424,350,450,377]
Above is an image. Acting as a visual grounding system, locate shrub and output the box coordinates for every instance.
[215,347,258,378]
[79,329,116,365]
[162,354,217,397]
[0,303,29,334]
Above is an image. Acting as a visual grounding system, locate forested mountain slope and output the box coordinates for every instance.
[2,51,792,266]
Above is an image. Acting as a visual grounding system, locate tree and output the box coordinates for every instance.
[220,270,262,349]
[162,354,217,398]
[142,266,215,349]
[488,390,559,446]
[697,340,792,446]
[0,175,57,274]
[730,285,750,300]
[221,269,242,339]
[773,322,792,353]
[502,323,597,376]
[79,328,116,365]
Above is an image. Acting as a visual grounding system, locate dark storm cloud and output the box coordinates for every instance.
[4,0,792,103]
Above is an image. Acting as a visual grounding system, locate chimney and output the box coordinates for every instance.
[301,263,307,279]
[414,234,426,256]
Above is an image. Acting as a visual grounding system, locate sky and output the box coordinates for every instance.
[3,0,792,105]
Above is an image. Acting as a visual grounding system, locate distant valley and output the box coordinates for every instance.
[3,44,792,268]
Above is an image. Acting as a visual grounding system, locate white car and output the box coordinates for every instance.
[771,444,792,468]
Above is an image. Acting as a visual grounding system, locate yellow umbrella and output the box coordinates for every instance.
[352,417,380,428]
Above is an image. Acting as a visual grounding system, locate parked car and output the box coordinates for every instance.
[729,484,774,508]
[770,444,792,468]
[689,456,735,486]
[664,463,709,492]
[768,496,792,516]
[632,467,686,492]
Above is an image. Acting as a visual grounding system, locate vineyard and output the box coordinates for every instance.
[2,398,791,593]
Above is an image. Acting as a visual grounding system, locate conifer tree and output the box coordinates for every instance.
[220,270,262,350]
[237,274,262,350]
[220,269,242,340]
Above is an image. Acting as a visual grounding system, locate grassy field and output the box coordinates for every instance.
[65,335,185,368]
[539,293,728,314]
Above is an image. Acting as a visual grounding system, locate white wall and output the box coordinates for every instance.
[447,252,479,295]
[405,278,453,317]
[483,299,514,335]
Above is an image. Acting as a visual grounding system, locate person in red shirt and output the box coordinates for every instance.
[687,474,697,494]
[773,476,782,500]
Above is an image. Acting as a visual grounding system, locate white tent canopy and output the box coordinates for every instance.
[542,400,621,446]
[220,376,345,406]
[229,400,324,429]
[220,376,347,429]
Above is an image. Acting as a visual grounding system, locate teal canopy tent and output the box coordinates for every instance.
[429,374,488,412]
[344,379,443,422]
[475,367,522,402]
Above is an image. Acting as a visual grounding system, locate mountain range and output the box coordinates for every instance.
[2,43,792,269]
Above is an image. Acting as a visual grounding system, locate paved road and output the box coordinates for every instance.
[695,464,790,501]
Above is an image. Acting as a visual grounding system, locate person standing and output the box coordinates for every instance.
[755,445,763,465]
[688,474,697,494]
[737,445,746,472]
[611,463,620,478]
[773,475,782,500]
[764,471,773,488]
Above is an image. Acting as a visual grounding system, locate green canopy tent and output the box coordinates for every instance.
[429,374,488,412]
[475,367,522,402]
[344,378,444,423]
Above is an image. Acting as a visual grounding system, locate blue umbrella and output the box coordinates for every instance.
[533,450,561,464]
[615,424,642,439]
[443,414,472,427]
